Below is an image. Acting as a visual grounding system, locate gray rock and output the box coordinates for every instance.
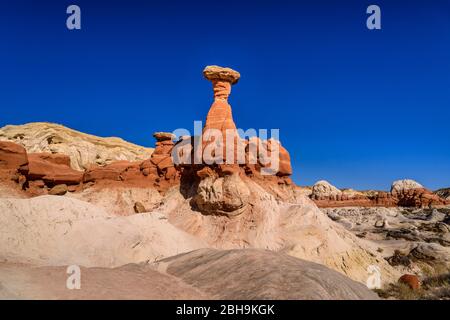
[157,248,380,300]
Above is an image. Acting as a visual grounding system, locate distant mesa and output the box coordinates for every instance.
[310,179,449,208]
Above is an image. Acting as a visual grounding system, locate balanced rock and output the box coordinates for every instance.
[203,65,240,85]
[153,132,175,141]
[203,66,239,137]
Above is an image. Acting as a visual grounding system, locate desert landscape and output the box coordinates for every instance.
[0,66,449,300]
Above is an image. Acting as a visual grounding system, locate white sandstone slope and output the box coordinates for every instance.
[0,122,154,170]
[0,196,206,267]
[155,180,399,284]
[0,183,398,285]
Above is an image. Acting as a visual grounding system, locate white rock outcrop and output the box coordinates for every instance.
[0,122,154,171]
[311,180,342,199]
[391,179,424,194]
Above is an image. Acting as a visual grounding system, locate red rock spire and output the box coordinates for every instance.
[202,65,240,134]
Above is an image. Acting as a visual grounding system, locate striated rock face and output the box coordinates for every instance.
[0,122,154,171]
[435,188,450,201]
[194,173,250,216]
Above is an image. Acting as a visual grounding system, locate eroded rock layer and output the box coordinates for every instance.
[310,180,449,208]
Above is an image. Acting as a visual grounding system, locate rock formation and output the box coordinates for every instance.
[398,274,420,290]
[435,188,450,201]
[194,173,251,216]
[0,122,154,171]
[311,180,342,200]
[310,179,449,208]
[0,249,379,300]
[155,248,379,300]
[390,179,447,207]
[1,65,448,299]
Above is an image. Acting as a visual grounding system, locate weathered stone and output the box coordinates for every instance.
[398,274,420,290]
[153,132,175,141]
[0,122,154,171]
[22,153,83,185]
[0,141,28,169]
[203,65,240,85]
[48,184,68,196]
[194,173,250,216]
[133,201,147,213]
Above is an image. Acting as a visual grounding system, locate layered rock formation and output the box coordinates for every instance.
[0,249,378,300]
[0,66,293,209]
[311,179,449,208]
[0,132,178,197]
[0,122,154,171]
[155,248,379,300]
[4,65,448,298]
[435,188,450,201]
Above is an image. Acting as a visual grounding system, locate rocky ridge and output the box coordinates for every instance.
[0,122,154,171]
[310,180,449,208]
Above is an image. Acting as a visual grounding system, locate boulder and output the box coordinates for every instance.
[48,184,68,196]
[194,173,250,216]
[398,274,420,290]
[133,201,147,213]
[203,65,240,85]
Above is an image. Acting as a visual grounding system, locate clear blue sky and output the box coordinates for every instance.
[1,0,449,190]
